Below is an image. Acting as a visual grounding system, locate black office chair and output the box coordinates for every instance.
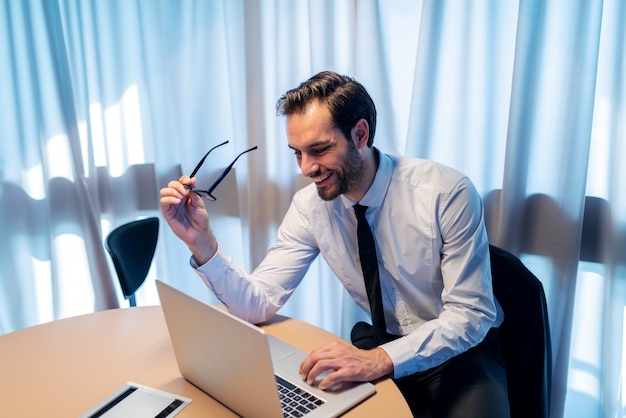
[489,244,552,418]
[105,217,159,307]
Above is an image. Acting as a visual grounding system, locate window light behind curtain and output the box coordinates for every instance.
[0,1,624,418]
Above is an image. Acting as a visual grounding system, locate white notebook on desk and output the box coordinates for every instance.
[155,280,376,418]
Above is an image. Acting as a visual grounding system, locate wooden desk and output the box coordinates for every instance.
[0,306,411,417]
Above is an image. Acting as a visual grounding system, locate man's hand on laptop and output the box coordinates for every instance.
[299,341,393,391]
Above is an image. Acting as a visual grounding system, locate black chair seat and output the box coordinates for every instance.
[105,217,159,307]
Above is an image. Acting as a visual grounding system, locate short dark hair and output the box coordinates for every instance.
[276,71,377,147]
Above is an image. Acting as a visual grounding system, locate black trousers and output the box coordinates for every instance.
[351,325,510,418]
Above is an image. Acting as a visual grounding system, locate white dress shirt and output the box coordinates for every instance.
[194,150,503,378]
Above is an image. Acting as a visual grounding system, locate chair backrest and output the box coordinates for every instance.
[489,244,552,418]
[105,217,159,307]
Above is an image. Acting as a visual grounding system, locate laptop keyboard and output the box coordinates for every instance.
[275,375,325,417]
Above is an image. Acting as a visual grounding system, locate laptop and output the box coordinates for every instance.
[155,280,376,418]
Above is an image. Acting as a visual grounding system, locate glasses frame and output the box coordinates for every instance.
[185,140,258,201]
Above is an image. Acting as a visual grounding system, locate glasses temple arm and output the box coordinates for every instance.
[189,140,229,178]
[206,146,258,197]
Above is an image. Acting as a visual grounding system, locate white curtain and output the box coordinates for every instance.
[1,1,624,417]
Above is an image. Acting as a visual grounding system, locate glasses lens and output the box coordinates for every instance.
[194,190,216,201]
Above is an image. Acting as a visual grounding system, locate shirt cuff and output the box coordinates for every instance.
[189,245,232,303]
[379,337,418,378]
[190,242,221,269]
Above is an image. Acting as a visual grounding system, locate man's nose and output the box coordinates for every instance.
[300,153,319,177]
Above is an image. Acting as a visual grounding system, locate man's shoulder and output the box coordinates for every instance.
[391,155,467,187]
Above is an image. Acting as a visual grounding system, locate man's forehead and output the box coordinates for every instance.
[286,104,339,148]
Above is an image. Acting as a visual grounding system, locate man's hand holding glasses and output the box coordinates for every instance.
[185,140,258,201]
[160,141,257,264]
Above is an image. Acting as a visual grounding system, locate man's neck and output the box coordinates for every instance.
[345,147,379,202]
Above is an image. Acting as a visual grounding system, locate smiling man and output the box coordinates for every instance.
[160,71,510,417]
[286,99,374,202]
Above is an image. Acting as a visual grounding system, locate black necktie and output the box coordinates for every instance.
[353,204,387,343]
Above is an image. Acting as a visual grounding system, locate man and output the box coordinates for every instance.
[160,71,509,417]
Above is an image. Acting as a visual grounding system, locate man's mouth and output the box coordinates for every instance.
[312,171,333,187]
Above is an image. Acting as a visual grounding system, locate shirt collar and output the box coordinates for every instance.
[340,148,393,209]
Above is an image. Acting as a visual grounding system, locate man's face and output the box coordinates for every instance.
[286,101,364,201]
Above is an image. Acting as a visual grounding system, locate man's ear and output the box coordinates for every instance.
[352,118,370,149]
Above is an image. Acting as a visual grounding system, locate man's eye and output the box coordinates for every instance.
[313,146,329,155]
[293,150,302,157]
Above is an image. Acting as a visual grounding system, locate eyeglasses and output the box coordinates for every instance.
[185,140,258,201]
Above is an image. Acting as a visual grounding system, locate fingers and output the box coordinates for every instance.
[299,343,394,391]
[299,342,360,390]
[299,344,340,390]
[160,177,195,205]
[159,177,207,230]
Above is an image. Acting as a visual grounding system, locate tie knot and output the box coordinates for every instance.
[353,204,368,218]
